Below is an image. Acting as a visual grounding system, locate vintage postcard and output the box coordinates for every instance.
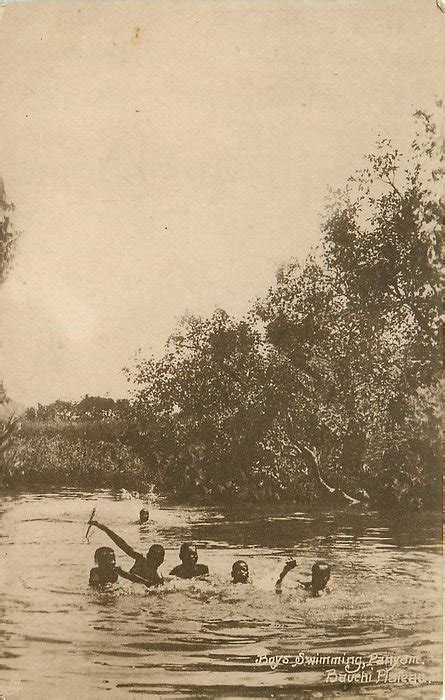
[0,1,443,698]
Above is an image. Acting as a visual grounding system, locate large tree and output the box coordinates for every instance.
[126,309,274,498]
[128,109,443,506]
[257,108,443,506]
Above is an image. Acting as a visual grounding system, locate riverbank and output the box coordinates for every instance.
[0,419,441,511]
[0,420,150,492]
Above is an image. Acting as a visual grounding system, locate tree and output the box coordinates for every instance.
[0,178,19,285]
[128,108,443,507]
[126,309,273,498]
[257,107,443,506]
[0,178,20,452]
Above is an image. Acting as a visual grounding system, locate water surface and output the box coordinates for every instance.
[0,490,442,698]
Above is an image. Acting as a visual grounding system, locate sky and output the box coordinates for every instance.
[0,0,442,407]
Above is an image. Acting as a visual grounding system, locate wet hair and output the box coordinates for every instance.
[139,508,149,522]
[312,561,331,576]
[94,546,115,566]
[311,561,331,589]
[231,560,248,574]
[147,544,165,563]
[180,542,196,559]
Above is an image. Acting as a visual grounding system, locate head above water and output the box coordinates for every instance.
[94,546,116,570]
[146,544,165,567]
[139,508,150,524]
[179,542,198,567]
[311,561,331,591]
[231,560,249,584]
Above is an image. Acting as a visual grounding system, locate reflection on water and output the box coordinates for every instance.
[0,489,442,699]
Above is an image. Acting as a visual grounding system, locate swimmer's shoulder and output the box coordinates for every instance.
[89,568,118,588]
[196,564,209,576]
[129,553,146,573]
[170,564,183,577]
[89,567,100,587]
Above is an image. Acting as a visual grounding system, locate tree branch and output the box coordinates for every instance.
[293,440,361,505]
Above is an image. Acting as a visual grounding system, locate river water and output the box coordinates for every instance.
[0,489,442,699]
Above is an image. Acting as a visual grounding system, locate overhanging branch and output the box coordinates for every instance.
[293,440,361,505]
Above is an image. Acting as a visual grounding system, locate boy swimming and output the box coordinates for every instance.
[231,560,249,584]
[275,559,331,596]
[138,508,149,524]
[89,520,165,586]
[89,546,119,588]
[170,543,209,579]
[89,546,161,589]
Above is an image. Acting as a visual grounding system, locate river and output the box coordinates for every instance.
[0,489,442,699]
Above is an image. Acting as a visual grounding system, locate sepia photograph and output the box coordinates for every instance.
[0,1,443,698]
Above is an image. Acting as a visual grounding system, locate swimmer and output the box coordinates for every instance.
[231,560,249,584]
[275,559,331,596]
[90,520,164,586]
[170,543,209,579]
[139,508,150,525]
[89,546,119,588]
[89,546,160,589]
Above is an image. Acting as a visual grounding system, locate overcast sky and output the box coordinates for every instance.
[0,0,442,407]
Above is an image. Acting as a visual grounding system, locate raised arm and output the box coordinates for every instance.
[91,521,140,559]
[116,567,156,588]
[275,558,297,593]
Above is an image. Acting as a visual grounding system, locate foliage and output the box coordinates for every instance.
[2,398,135,490]
[0,179,20,458]
[0,178,19,286]
[125,310,276,499]
[2,111,442,508]
[0,419,147,490]
[126,109,443,508]
[24,396,132,422]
